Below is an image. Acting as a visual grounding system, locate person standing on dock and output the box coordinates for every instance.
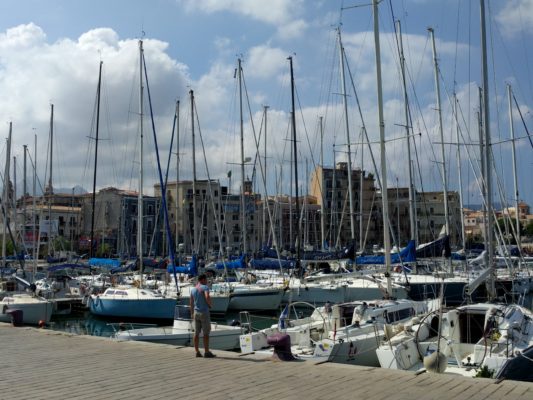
[190,273,216,358]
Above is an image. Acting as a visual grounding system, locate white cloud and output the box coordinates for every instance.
[496,0,533,38]
[246,45,287,79]
[277,19,308,40]
[0,23,46,50]
[0,24,189,194]
[178,0,306,38]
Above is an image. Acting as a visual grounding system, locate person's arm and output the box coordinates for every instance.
[189,290,194,310]
[204,289,212,309]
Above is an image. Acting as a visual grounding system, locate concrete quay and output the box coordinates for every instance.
[0,322,531,400]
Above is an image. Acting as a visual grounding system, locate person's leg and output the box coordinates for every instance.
[194,334,200,353]
[203,334,210,354]
[194,313,202,356]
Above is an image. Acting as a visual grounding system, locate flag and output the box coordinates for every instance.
[278,305,289,330]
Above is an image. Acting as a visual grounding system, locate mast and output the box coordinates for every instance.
[13,156,16,247]
[288,56,301,269]
[507,84,521,252]
[319,116,326,251]
[477,88,487,248]
[175,100,180,256]
[190,89,198,255]
[90,61,103,258]
[454,94,466,251]
[372,0,392,295]
[397,20,417,242]
[262,105,269,246]
[33,134,37,269]
[2,123,12,266]
[237,58,247,255]
[480,0,495,298]
[47,104,54,257]
[428,28,450,238]
[337,28,356,245]
[23,145,27,252]
[138,40,144,282]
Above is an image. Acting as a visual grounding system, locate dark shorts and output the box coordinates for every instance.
[194,311,211,335]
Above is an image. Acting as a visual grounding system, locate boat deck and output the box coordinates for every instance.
[1,322,531,400]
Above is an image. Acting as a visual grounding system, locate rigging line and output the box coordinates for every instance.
[102,66,120,188]
[294,84,319,176]
[240,67,262,189]
[512,92,533,150]
[452,0,460,89]
[487,0,505,183]
[344,43,403,247]
[193,98,237,269]
[142,52,178,284]
[517,0,533,105]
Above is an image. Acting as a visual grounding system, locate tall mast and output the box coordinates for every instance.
[262,105,269,246]
[507,84,521,253]
[372,0,392,295]
[2,123,12,266]
[47,104,54,257]
[337,28,356,245]
[138,40,144,281]
[175,100,180,256]
[13,156,16,245]
[23,144,27,248]
[428,28,450,238]
[477,88,487,248]
[90,61,103,258]
[190,90,198,255]
[319,116,326,251]
[237,58,247,255]
[480,0,495,298]
[288,56,301,268]
[397,20,417,242]
[454,95,466,251]
[33,134,37,269]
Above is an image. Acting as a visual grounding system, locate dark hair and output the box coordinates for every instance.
[198,274,207,281]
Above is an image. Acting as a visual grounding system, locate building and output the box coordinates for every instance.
[309,162,376,249]
[155,180,261,256]
[79,187,161,257]
[259,194,321,252]
[415,191,462,246]
[15,193,83,257]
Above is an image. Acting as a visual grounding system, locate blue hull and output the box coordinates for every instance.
[89,298,176,320]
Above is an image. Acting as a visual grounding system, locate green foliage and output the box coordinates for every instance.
[525,221,533,237]
[474,365,494,379]
[96,242,112,257]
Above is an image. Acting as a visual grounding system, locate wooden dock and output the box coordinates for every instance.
[1,322,531,400]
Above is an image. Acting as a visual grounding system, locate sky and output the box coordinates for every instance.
[0,0,532,211]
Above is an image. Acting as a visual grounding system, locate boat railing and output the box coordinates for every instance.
[107,322,158,335]
[239,311,254,334]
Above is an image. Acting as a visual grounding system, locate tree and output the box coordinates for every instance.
[96,243,112,257]
[525,222,533,238]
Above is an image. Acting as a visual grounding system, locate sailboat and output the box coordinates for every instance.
[0,124,53,325]
[377,0,533,378]
[88,42,176,320]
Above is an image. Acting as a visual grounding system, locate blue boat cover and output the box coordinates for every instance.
[88,258,121,268]
[416,235,451,258]
[47,263,91,272]
[213,255,246,270]
[110,262,137,274]
[355,240,416,265]
[249,258,296,270]
[167,255,198,275]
